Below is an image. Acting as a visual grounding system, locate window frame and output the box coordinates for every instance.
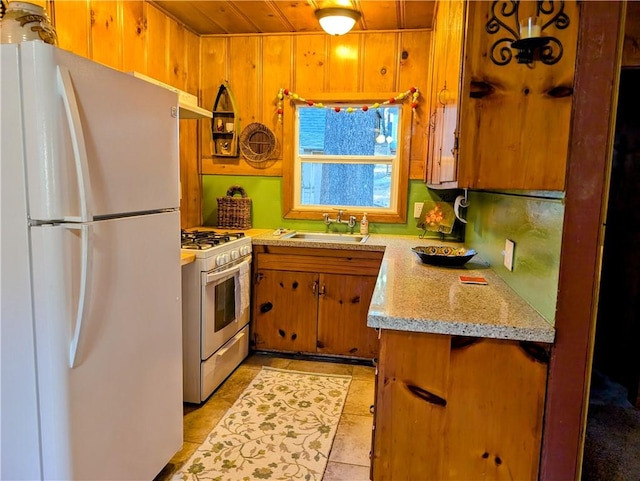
[282,92,412,224]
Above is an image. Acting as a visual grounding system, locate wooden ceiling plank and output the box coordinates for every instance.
[273,0,321,33]
[404,0,435,30]
[153,1,227,35]
[154,0,435,35]
[358,1,399,32]
[237,1,297,33]
[193,1,260,34]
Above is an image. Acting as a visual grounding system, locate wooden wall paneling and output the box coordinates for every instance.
[623,1,640,67]
[361,32,398,92]
[180,30,202,228]
[121,0,147,74]
[398,31,431,180]
[457,1,579,190]
[52,0,90,58]
[89,0,121,69]
[206,35,261,175]
[294,34,328,94]
[327,34,361,92]
[229,36,260,127]
[180,120,200,228]
[257,35,292,175]
[200,37,228,163]
[145,3,169,83]
[167,18,186,90]
[184,29,200,96]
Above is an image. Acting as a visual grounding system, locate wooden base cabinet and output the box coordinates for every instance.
[371,330,549,481]
[252,245,383,359]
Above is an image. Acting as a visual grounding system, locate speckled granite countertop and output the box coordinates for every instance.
[251,231,555,343]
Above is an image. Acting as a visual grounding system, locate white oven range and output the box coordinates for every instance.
[180,230,252,403]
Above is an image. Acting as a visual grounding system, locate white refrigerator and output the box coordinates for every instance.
[1,42,183,480]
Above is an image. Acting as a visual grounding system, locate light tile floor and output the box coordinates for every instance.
[154,352,375,481]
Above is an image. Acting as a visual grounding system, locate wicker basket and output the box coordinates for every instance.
[217,185,252,229]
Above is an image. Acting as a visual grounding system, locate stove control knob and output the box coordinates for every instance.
[216,254,227,266]
[240,246,251,256]
[231,250,240,260]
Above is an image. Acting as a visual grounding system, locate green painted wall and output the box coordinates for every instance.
[202,175,452,237]
[202,175,563,324]
[465,191,564,324]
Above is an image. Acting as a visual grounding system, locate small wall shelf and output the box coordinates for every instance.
[211,82,240,157]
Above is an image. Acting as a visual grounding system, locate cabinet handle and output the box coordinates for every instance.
[451,336,480,350]
[405,383,447,407]
[429,109,437,131]
[451,130,459,158]
[469,80,495,99]
[319,284,326,296]
[312,280,318,296]
[519,341,550,364]
[438,82,448,105]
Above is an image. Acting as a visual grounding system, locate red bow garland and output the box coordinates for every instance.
[276,87,420,122]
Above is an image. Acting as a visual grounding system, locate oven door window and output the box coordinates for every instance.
[215,276,236,332]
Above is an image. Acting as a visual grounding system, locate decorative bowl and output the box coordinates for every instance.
[411,246,477,267]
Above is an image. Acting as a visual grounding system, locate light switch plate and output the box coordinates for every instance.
[414,202,424,218]
[504,239,515,271]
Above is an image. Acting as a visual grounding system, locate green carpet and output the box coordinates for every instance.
[172,367,351,481]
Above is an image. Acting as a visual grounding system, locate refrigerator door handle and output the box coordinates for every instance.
[66,223,93,368]
[57,65,94,222]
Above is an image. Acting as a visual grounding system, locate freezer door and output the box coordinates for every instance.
[19,42,179,222]
[29,211,183,480]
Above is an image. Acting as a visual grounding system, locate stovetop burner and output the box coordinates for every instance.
[181,230,246,250]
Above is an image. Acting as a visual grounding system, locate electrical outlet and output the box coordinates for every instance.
[414,202,424,218]
[504,239,515,271]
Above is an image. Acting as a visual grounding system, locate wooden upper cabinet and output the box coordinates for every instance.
[426,0,580,191]
[457,1,579,190]
[425,0,465,189]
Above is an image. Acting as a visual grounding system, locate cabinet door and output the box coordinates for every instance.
[252,270,317,353]
[316,273,379,358]
[457,1,579,190]
[426,0,465,188]
[372,330,451,480]
[446,338,547,480]
[372,330,548,481]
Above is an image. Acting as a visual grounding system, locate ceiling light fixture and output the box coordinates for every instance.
[315,7,361,36]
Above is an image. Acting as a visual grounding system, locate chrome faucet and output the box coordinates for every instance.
[323,210,357,229]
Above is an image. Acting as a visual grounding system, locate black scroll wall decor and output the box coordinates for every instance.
[486,1,570,66]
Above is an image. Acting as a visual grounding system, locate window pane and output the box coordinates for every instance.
[300,162,392,208]
[298,106,399,156]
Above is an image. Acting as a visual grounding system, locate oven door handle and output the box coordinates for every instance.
[205,258,251,285]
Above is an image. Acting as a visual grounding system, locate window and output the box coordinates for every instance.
[294,103,400,213]
[283,96,410,224]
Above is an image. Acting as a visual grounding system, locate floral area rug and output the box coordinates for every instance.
[172,367,352,481]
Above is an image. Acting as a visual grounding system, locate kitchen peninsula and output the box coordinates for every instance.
[252,232,554,343]
[252,231,554,480]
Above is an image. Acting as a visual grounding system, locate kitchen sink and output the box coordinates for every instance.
[281,231,369,244]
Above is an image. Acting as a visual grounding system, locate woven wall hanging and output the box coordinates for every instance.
[240,122,276,162]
